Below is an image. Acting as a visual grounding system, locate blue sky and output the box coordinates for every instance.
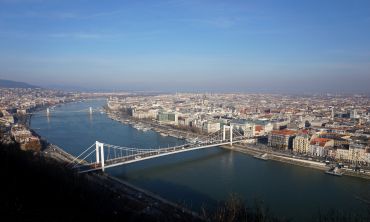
[0,0,369,93]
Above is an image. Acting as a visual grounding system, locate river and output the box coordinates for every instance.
[30,99,370,221]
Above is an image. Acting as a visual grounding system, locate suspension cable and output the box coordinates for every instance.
[72,148,96,168]
[68,143,95,166]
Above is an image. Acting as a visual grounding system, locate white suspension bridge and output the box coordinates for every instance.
[28,106,102,116]
[24,106,103,127]
[46,107,96,115]
[69,125,248,173]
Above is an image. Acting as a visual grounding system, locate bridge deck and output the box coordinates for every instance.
[78,140,243,173]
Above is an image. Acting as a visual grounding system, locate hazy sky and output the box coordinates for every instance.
[0,0,369,93]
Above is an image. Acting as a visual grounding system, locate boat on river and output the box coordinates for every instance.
[325,167,343,177]
[142,127,151,132]
[254,153,269,161]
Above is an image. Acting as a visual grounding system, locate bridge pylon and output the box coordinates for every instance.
[222,125,233,146]
[230,125,233,146]
[95,141,105,171]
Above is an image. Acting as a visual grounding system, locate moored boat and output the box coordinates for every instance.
[254,153,269,161]
[325,167,343,177]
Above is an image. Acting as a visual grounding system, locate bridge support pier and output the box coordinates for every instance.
[223,125,226,141]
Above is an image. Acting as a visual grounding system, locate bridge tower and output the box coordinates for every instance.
[331,107,335,120]
[89,107,93,115]
[230,125,233,146]
[95,141,105,172]
[46,108,50,116]
[222,125,233,146]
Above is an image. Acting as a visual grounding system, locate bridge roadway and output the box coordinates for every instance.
[78,139,244,173]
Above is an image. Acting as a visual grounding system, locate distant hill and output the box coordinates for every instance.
[0,79,39,88]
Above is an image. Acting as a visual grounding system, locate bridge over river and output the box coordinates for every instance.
[70,125,248,173]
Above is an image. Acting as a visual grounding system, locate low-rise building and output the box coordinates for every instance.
[348,144,369,163]
[320,133,349,147]
[309,138,334,157]
[132,109,158,119]
[272,119,290,130]
[10,124,41,151]
[336,147,350,161]
[11,125,32,143]
[0,110,14,125]
[157,112,178,125]
[21,136,41,152]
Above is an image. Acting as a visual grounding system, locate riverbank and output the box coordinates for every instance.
[106,109,370,180]
[106,109,205,142]
[224,144,370,180]
[223,145,327,170]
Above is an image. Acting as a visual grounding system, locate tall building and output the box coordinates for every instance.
[202,121,221,134]
[293,134,310,154]
[268,129,297,150]
[350,109,359,119]
[331,107,335,120]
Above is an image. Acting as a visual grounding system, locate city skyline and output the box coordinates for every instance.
[1,0,370,93]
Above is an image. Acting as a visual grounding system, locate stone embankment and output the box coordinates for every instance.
[224,144,370,180]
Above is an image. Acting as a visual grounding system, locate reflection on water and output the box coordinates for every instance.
[89,112,93,125]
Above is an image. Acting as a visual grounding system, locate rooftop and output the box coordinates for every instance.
[271,129,297,136]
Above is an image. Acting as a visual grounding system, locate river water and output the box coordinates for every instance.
[30,99,370,221]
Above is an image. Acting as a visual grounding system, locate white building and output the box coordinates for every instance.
[230,119,255,138]
[202,121,221,134]
[309,138,334,157]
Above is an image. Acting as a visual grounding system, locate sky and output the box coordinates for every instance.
[0,0,369,93]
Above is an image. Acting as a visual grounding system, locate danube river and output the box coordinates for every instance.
[31,99,370,221]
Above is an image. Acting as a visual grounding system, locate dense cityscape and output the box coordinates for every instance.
[2,87,370,178]
[107,93,370,175]
[1,87,370,222]
[2,0,370,221]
